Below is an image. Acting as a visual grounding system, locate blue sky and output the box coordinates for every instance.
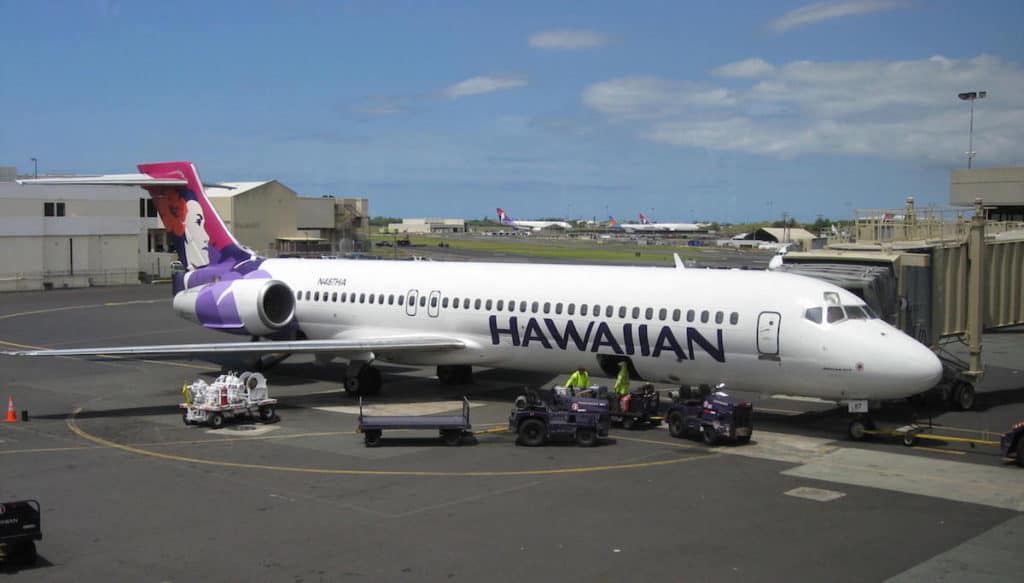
[2,0,1022,223]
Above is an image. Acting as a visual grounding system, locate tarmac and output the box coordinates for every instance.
[1,275,1022,582]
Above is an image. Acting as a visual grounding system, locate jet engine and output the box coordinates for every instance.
[172,278,295,337]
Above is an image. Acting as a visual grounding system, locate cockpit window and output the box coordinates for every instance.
[826,306,845,323]
[804,307,823,324]
[846,305,869,319]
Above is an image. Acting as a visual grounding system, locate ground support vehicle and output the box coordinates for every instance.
[665,390,753,445]
[358,397,472,447]
[508,389,610,447]
[589,384,662,429]
[1000,422,1024,467]
[180,371,278,429]
[0,500,41,566]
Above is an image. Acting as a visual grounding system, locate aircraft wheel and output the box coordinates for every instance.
[903,431,917,447]
[623,416,636,430]
[952,381,975,411]
[575,427,598,447]
[344,375,362,397]
[517,419,546,447]
[848,419,868,441]
[442,430,463,446]
[667,411,685,438]
[360,367,382,396]
[182,411,195,426]
[736,435,751,445]
[259,405,275,421]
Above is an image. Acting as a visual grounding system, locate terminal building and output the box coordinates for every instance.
[0,166,369,291]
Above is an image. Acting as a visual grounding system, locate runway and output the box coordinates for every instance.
[2,283,1022,581]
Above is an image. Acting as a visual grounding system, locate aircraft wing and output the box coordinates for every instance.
[2,335,465,358]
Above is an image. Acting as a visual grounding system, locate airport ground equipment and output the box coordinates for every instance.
[358,397,472,447]
[508,388,610,447]
[999,422,1024,467]
[665,389,753,445]
[0,500,41,566]
[578,384,662,429]
[180,371,278,429]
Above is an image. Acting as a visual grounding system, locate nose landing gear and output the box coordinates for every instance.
[847,415,876,441]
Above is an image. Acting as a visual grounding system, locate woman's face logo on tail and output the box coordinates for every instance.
[184,200,210,268]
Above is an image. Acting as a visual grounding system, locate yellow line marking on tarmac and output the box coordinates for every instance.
[0,300,164,321]
[908,446,967,456]
[0,445,104,455]
[66,409,715,477]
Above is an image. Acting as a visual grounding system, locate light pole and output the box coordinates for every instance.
[958,91,987,168]
[30,157,37,178]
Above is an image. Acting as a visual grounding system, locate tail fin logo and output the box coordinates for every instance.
[496,207,511,224]
[607,216,618,227]
[639,213,650,225]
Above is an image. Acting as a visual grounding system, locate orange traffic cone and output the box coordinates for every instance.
[4,396,17,423]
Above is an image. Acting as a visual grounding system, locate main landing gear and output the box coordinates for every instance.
[344,362,382,397]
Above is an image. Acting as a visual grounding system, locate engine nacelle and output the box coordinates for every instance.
[173,278,295,337]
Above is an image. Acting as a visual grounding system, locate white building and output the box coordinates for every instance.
[386,218,465,234]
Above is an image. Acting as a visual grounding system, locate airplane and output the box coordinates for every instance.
[496,208,572,231]
[615,213,704,233]
[4,162,943,435]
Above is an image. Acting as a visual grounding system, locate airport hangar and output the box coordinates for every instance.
[0,167,369,292]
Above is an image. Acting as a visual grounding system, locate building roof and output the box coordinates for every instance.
[204,181,273,198]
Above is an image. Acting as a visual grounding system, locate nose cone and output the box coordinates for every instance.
[903,342,944,393]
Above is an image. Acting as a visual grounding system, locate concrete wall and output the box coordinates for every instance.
[298,198,336,229]
[951,167,1024,206]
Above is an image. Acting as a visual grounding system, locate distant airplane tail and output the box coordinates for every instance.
[496,207,513,225]
[607,216,619,228]
[639,213,650,224]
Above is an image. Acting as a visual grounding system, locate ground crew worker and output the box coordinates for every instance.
[614,361,632,412]
[565,367,590,394]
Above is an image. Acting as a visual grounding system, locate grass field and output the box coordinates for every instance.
[368,233,720,264]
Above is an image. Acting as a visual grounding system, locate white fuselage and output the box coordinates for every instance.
[244,258,941,402]
[619,222,702,233]
[505,220,572,231]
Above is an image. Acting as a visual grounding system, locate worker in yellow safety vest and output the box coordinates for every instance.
[565,367,590,394]
[614,361,632,412]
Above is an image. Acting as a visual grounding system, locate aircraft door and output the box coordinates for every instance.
[757,311,781,357]
[406,289,419,316]
[427,290,441,318]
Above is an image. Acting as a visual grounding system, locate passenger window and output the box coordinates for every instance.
[581,304,589,317]
[496,300,504,311]
[485,299,493,310]
[715,311,723,324]
[618,306,626,318]
[508,300,515,312]
[605,306,613,318]
[378,294,384,304]
[730,312,739,325]
[453,298,460,309]
[332,292,338,302]
[567,303,575,316]
[323,293,329,303]
[359,293,365,304]
[672,309,681,322]
[349,292,356,302]
[388,295,394,305]
[442,297,449,308]
[645,307,653,320]
[305,291,311,300]
[420,296,426,307]
[700,310,709,323]
[632,307,640,319]
[659,308,667,321]
[397,295,404,306]
[431,296,438,308]
[827,306,845,323]
[804,307,822,324]
[687,309,695,322]
[474,299,482,310]
[556,303,563,315]
[314,291,320,301]
[341,293,347,303]
[519,301,527,312]
[296,290,303,300]
[593,304,600,316]
[544,302,552,314]
[368,294,375,304]
[531,301,539,313]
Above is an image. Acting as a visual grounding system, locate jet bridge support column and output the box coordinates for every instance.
[965,197,986,384]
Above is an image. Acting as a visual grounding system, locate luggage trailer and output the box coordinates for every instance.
[358,397,473,447]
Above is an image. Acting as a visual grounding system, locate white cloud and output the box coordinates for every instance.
[583,55,1024,165]
[442,75,527,99]
[768,0,911,33]
[714,58,776,78]
[529,29,608,50]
